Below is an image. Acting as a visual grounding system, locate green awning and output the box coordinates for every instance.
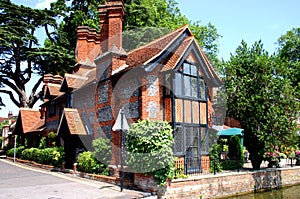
[217,128,243,137]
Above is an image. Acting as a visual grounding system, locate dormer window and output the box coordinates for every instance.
[66,93,73,108]
[49,101,56,117]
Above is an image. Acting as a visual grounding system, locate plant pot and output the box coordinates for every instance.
[296,159,300,166]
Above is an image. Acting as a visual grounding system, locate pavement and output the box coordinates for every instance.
[0,158,156,199]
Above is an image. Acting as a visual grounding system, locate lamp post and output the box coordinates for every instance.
[120,108,125,191]
[112,107,129,192]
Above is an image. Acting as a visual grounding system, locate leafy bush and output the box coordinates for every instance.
[6,146,25,158]
[221,160,241,170]
[93,137,111,165]
[209,143,222,173]
[228,135,244,168]
[77,151,108,175]
[126,120,175,186]
[20,147,64,167]
[21,148,39,161]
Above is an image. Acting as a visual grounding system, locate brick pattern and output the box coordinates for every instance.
[175,99,183,123]
[76,26,101,64]
[184,100,191,123]
[200,102,207,125]
[164,98,172,122]
[134,167,300,199]
[192,101,199,124]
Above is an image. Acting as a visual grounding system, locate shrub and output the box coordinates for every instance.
[77,151,108,175]
[6,146,25,158]
[93,137,111,165]
[221,160,241,170]
[228,135,244,168]
[126,120,175,186]
[209,143,222,173]
[21,148,39,161]
[34,147,64,167]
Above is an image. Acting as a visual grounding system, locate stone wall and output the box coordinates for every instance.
[134,167,300,199]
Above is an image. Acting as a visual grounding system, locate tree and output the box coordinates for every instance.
[49,0,221,67]
[0,0,73,108]
[224,40,299,169]
[276,27,300,98]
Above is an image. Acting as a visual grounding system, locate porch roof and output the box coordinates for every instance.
[57,108,88,136]
[13,108,45,134]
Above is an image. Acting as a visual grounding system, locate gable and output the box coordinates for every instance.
[174,40,222,88]
[57,108,88,136]
[13,108,45,134]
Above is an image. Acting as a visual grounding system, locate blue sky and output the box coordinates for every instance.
[1,0,300,117]
[177,0,300,60]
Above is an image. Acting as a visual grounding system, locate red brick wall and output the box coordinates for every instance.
[134,167,300,199]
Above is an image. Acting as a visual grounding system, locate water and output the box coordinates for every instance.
[227,184,300,199]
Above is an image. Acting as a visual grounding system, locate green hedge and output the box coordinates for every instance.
[6,146,25,158]
[20,147,65,167]
[77,151,109,175]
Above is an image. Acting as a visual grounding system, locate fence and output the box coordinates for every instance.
[174,156,210,176]
[175,157,299,177]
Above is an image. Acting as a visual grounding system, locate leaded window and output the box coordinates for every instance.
[172,61,210,161]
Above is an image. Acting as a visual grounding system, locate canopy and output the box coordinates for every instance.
[217,127,243,137]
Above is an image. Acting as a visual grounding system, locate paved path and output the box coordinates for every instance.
[0,159,150,199]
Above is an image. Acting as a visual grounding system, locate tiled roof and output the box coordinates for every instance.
[126,25,189,70]
[64,74,88,89]
[60,108,87,135]
[161,36,194,72]
[61,67,96,91]
[18,108,45,134]
[195,42,222,85]
[46,83,63,97]
[73,64,96,76]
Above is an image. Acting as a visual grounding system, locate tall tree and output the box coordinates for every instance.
[276,27,300,98]
[50,0,221,67]
[224,40,299,169]
[0,0,72,108]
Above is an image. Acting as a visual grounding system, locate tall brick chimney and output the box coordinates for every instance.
[98,0,124,52]
[76,27,101,65]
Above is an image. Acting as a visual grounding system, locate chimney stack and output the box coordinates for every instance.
[98,0,124,52]
[76,26,101,64]
[8,111,13,119]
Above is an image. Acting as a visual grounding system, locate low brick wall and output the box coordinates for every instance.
[134,167,300,199]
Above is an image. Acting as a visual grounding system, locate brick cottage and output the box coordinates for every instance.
[14,0,221,174]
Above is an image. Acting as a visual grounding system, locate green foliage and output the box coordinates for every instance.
[0,1,64,108]
[126,120,174,186]
[48,0,221,73]
[221,160,241,170]
[224,40,300,169]
[276,27,300,98]
[209,143,222,173]
[77,151,108,175]
[21,148,39,161]
[92,137,111,165]
[227,136,244,168]
[6,146,25,158]
[39,137,47,149]
[20,147,64,167]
